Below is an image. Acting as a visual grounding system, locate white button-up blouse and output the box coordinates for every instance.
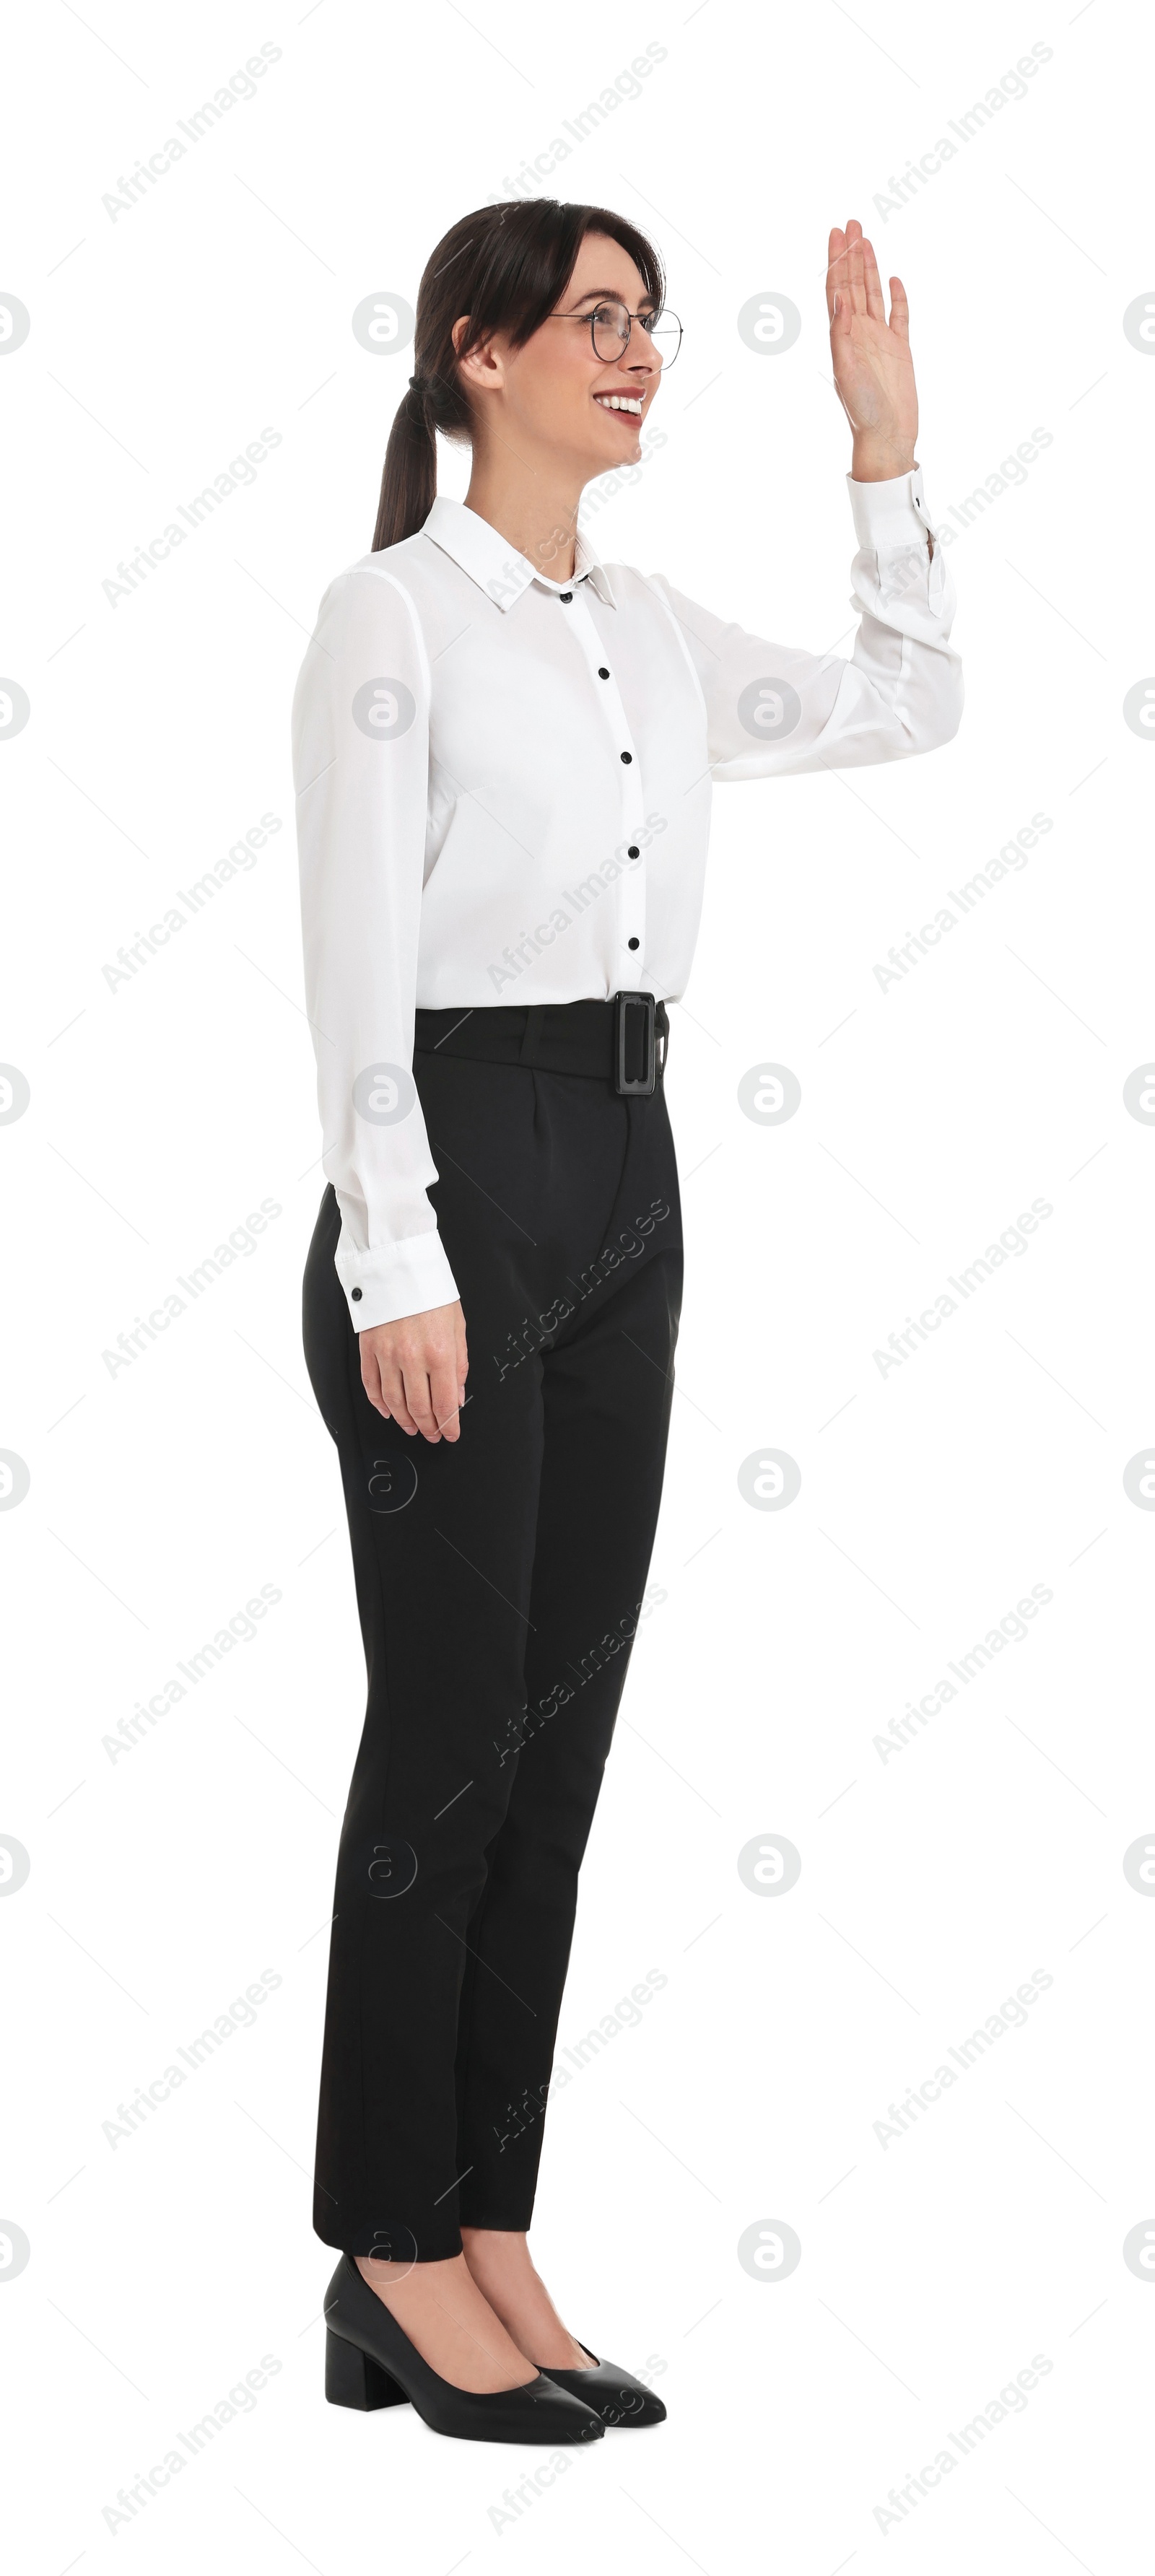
[292,472,962,1329]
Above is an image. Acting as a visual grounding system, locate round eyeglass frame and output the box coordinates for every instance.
[548,297,682,369]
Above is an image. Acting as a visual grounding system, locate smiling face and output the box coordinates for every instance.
[453,230,664,483]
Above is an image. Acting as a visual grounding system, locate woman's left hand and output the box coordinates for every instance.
[827,218,918,481]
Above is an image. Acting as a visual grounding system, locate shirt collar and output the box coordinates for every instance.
[422,494,616,611]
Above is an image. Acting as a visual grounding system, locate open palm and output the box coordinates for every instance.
[827,219,918,464]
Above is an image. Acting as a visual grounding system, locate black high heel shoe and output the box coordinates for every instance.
[537,2344,667,2428]
[323,2256,605,2445]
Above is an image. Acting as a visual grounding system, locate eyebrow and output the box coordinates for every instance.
[570,286,658,308]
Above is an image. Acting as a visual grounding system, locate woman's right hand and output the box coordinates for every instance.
[359,1300,468,1441]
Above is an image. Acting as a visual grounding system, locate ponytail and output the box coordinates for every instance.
[370,199,664,552]
[372,371,471,553]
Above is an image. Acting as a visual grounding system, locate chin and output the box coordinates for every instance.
[596,432,642,464]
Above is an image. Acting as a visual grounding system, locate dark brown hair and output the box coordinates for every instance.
[372,199,664,552]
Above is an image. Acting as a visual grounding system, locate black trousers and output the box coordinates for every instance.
[302,1005,683,2258]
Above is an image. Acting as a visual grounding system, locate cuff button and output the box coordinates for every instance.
[352,1288,362,1302]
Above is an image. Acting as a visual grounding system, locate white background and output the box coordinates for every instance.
[3,2,1154,2568]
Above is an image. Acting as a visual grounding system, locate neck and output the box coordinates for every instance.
[462,453,584,583]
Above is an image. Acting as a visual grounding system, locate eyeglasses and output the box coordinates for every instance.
[547,298,682,369]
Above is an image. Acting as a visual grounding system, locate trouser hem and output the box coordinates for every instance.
[458,2210,534,2233]
[313,2219,465,2262]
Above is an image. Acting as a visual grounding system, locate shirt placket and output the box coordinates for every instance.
[545,574,648,990]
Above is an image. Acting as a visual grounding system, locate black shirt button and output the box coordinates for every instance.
[620,751,632,764]
[627,937,640,951]
[598,666,610,678]
[559,590,573,602]
[351,1288,362,1302]
[627,844,640,859]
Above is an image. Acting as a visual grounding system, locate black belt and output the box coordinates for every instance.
[413,992,668,1096]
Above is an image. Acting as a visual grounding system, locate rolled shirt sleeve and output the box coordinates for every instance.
[648,465,963,782]
[292,562,461,1331]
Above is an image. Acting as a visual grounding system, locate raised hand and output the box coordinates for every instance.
[827,218,918,481]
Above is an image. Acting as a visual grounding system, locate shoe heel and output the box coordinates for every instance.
[326,2330,408,2411]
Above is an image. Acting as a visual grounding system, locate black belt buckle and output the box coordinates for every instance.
[614,989,657,1096]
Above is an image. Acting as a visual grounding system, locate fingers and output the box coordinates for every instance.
[449,1311,469,1440]
[359,1340,391,1421]
[400,1353,445,1442]
[887,274,910,341]
[845,219,865,318]
[829,216,863,323]
[357,1302,468,1444]
[428,1350,463,1443]
[378,1360,420,1435]
[827,220,895,328]
[825,227,845,325]
[859,232,886,324]
[373,1348,439,1440]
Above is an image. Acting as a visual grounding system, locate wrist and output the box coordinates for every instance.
[850,440,917,484]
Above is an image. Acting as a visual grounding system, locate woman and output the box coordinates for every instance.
[294,198,962,2446]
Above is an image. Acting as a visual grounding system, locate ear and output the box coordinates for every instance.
[454,319,505,395]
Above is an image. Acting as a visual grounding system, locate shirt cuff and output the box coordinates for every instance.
[334,1222,461,1332]
[846,463,932,555]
